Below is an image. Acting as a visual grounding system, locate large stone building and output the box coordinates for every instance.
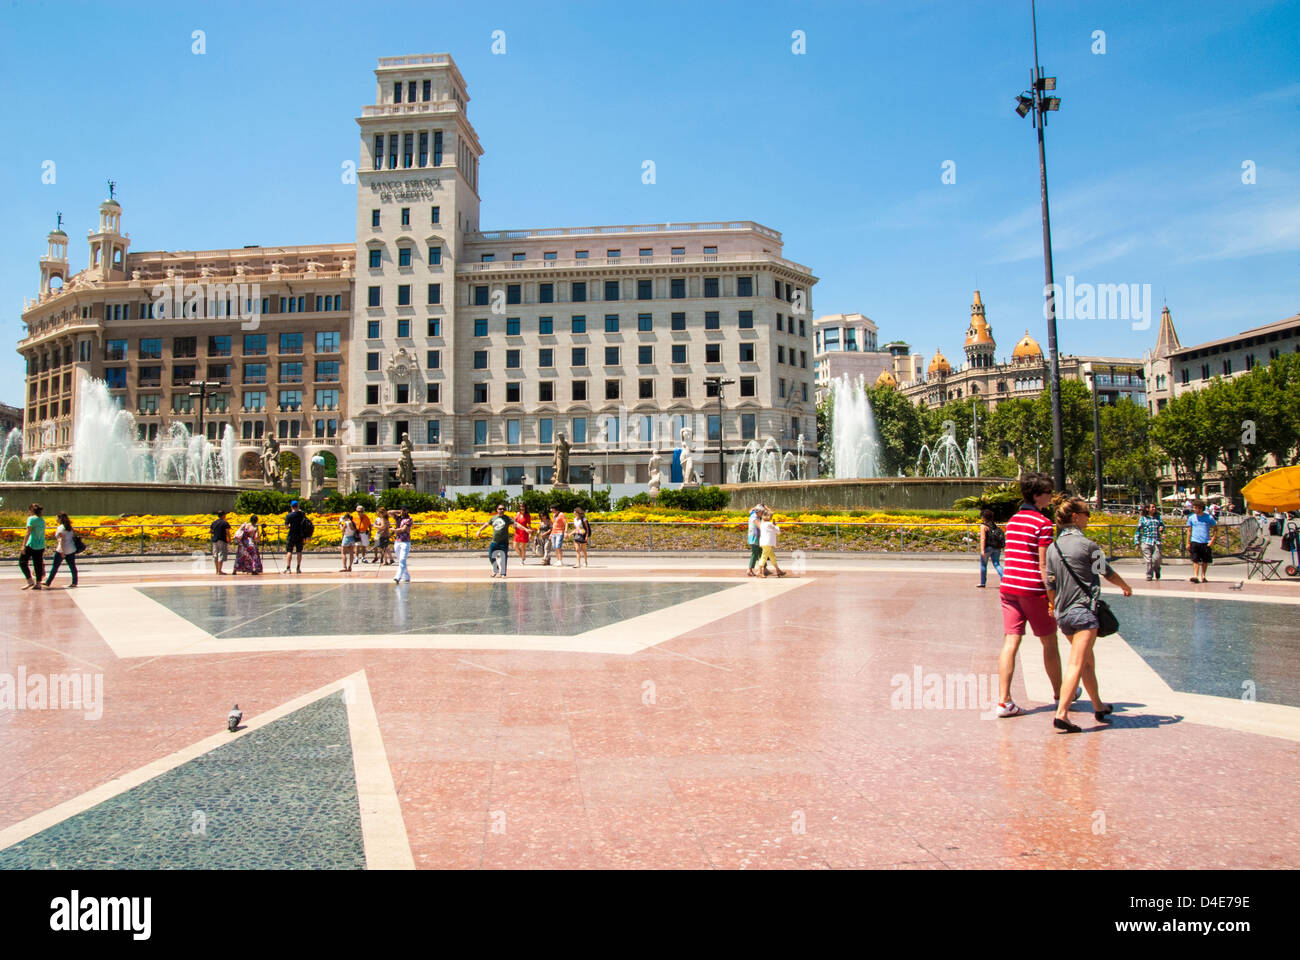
[17,53,818,491]
[895,290,1147,411]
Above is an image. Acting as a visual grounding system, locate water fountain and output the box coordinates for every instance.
[829,374,883,479]
[0,375,241,514]
[916,434,979,478]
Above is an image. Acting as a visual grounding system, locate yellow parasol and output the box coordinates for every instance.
[1241,465,1300,512]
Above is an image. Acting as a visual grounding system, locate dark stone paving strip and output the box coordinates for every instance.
[0,692,365,870]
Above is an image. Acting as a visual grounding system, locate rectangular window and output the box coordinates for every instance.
[740,343,755,362]
[208,335,232,356]
[779,378,787,398]
[539,381,554,402]
[139,338,162,359]
[368,286,381,307]
[572,281,587,302]
[739,310,753,329]
[638,345,653,364]
[605,314,620,333]
[474,383,488,404]
[539,317,553,335]
[671,246,685,257]
[672,344,687,364]
[506,349,521,369]
[279,361,303,382]
[243,391,267,411]
[169,364,195,385]
[279,332,303,353]
[474,318,488,336]
[395,383,409,404]
[604,280,619,301]
[506,382,521,403]
[544,251,558,261]
[474,420,487,445]
[571,315,586,333]
[427,283,441,304]
[639,379,653,399]
[507,419,520,445]
[572,417,587,443]
[398,247,412,268]
[637,313,653,332]
[278,390,304,411]
[397,318,410,338]
[367,352,379,371]
[315,331,340,352]
[367,320,380,339]
[607,249,621,259]
[315,388,339,408]
[315,360,340,381]
[778,345,786,364]
[473,350,488,369]
[427,318,441,337]
[372,209,380,228]
[481,254,495,263]
[426,383,439,403]
[801,351,807,368]
[366,385,379,404]
[706,344,721,363]
[802,382,809,401]
[705,311,720,330]
[539,283,554,303]
[374,135,384,170]
[433,131,443,165]
[427,349,440,369]
[639,248,653,258]
[737,276,753,297]
[401,207,410,226]
[506,317,520,336]
[539,348,554,367]
[671,312,686,331]
[397,285,411,306]
[637,279,652,300]
[605,346,620,366]
[703,278,720,298]
[244,334,267,355]
[572,347,587,366]
[473,285,489,306]
[427,420,441,444]
[708,414,720,441]
[418,131,428,167]
[575,250,589,259]
[512,253,526,262]
[777,313,784,332]
[741,413,756,439]
[428,245,441,265]
[740,376,756,397]
[366,422,378,445]
[507,283,521,304]
[431,206,440,224]
[572,381,587,402]
[671,274,685,295]
[244,364,267,385]
[672,378,687,398]
[540,418,553,444]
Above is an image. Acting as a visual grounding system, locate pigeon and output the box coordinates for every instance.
[1229,581,1244,591]
[227,704,242,732]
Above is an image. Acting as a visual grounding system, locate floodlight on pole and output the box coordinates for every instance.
[704,376,736,483]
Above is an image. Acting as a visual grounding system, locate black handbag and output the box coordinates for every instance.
[1052,542,1119,637]
[73,534,86,554]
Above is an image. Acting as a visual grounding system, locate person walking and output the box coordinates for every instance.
[232,515,264,575]
[1044,498,1133,733]
[572,507,592,568]
[477,504,521,578]
[338,512,358,572]
[1185,498,1216,583]
[550,509,568,567]
[392,508,412,583]
[44,512,80,588]
[356,506,373,563]
[374,507,393,565]
[513,503,532,565]
[745,502,765,577]
[210,510,231,576]
[977,509,1005,588]
[756,509,787,577]
[536,509,553,564]
[283,500,307,574]
[1134,503,1165,581]
[995,473,1067,719]
[19,503,46,590]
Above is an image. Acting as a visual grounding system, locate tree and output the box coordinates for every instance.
[1099,396,1161,500]
[985,397,1045,475]
[866,384,924,475]
[1150,388,1222,495]
[815,392,833,476]
[1032,379,1093,492]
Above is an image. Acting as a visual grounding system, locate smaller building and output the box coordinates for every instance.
[813,312,894,399]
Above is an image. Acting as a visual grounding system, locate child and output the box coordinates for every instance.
[756,509,787,578]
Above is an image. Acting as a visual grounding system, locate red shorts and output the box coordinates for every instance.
[1000,591,1057,637]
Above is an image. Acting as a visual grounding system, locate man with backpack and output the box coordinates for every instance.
[977,508,1005,588]
[283,500,313,574]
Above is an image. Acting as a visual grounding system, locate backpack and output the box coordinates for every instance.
[302,515,315,539]
[986,523,1005,550]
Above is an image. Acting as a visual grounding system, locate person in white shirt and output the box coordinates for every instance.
[44,512,79,588]
[756,509,787,578]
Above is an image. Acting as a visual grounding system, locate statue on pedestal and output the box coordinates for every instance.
[280,465,294,494]
[261,434,282,487]
[680,428,700,486]
[396,432,415,488]
[552,432,571,487]
[310,455,326,498]
[647,451,663,496]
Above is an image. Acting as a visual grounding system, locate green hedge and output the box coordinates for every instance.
[655,487,729,510]
[234,490,298,514]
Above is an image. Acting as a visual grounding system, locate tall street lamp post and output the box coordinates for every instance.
[1015,0,1065,491]
[1087,371,1103,510]
[189,380,221,440]
[704,376,735,484]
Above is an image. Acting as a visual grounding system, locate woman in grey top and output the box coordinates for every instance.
[1044,498,1132,733]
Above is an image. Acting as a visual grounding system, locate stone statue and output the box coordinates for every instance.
[552,432,571,487]
[310,455,326,497]
[680,428,700,486]
[397,432,414,487]
[280,465,293,494]
[647,451,663,496]
[261,434,282,487]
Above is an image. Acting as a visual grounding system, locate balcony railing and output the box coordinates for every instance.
[470,221,782,243]
[458,250,812,276]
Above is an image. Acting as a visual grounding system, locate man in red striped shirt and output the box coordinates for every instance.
[996,472,1063,717]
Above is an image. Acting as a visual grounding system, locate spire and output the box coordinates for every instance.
[1154,305,1181,358]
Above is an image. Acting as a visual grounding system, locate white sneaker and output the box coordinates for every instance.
[996,700,1024,718]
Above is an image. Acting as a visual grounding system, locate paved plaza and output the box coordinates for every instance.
[1,553,1296,869]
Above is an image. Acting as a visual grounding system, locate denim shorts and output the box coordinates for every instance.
[1057,605,1100,634]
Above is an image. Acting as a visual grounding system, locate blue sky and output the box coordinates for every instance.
[2,0,1297,406]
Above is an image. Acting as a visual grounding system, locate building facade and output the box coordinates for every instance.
[17,53,818,492]
[812,313,893,399]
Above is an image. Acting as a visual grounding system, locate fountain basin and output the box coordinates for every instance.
[0,482,240,517]
[717,477,1007,512]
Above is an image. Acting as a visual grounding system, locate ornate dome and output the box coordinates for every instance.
[928,349,952,377]
[1012,330,1043,360]
[874,368,897,388]
[963,289,995,347]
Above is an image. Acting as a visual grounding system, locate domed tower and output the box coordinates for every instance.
[1011,330,1043,365]
[963,289,996,369]
[928,348,952,380]
[87,192,129,282]
[40,218,70,298]
[874,367,897,389]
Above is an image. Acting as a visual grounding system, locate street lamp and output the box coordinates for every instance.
[704,376,735,484]
[1014,0,1065,492]
[188,380,221,439]
[1087,370,1103,510]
